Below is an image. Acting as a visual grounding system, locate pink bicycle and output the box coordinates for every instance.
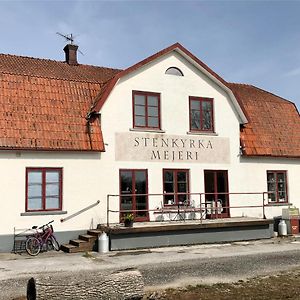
[25,220,60,256]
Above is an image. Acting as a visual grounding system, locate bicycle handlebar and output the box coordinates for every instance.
[38,220,54,229]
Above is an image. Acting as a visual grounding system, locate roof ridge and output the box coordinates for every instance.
[228,82,251,86]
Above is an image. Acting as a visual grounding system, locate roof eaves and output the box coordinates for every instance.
[242,153,300,159]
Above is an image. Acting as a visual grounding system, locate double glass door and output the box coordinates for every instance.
[119,169,149,222]
[204,170,230,218]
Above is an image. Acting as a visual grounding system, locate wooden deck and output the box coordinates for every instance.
[99,217,274,251]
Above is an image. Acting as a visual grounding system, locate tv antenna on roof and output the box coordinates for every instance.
[56,32,75,44]
[56,32,84,55]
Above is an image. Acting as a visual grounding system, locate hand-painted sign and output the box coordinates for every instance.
[115,132,230,163]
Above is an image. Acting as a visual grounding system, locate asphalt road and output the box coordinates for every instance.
[1,238,300,299]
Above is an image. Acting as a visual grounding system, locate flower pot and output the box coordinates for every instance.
[124,219,133,227]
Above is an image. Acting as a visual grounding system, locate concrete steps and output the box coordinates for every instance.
[60,229,103,253]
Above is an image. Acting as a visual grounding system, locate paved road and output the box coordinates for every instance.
[1,238,300,299]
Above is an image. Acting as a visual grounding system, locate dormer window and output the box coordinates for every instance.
[165,67,184,76]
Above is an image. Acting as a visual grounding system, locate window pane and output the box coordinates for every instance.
[277,173,285,183]
[135,171,146,194]
[202,110,212,130]
[135,116,146,126]
[134,94,145,105]
[268,192,276,202]
[148,106,158,117]
[178,194,187,203]
[28,185,42,198]
[46,171,59,183]
[278,172,286,202]
[136,196,147,217]
[278,191,286,202]
[164,182,174,193]
[191,100,200,110]
[148,96,158,107]
[202,101,212,111]
[178,183,187,193]
[165,67,183,76]
[164,171,173,182]
[278,181,286,192]
[267,173,275,182]
[120,171,133,194]
[46,197,59,209]
[177,172,187,182]
[191,110,200,129]
[135,105,146,116]
[28,171,42,184]
[28,197,42,210]
[268,182,276,192]
[46,183,59,196]
[148,117,158,127]
[164,179,174,205]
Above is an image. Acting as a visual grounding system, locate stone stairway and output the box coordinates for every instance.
[60,229,103,253]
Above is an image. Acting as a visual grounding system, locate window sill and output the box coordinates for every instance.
[21,211,67,216]
[187,131,218,136]
[130,128,165,133]
[265,203,292,207]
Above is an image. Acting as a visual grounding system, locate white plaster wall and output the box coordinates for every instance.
[99,51,300,223]
[1,51,299,237]
[0,151,105,235]
[99,52,243,223]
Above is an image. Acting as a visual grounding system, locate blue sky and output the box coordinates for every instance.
[0,0,300,110]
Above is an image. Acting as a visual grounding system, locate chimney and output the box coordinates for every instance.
[63,44,78,65]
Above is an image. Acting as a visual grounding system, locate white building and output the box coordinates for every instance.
[0,43,299,252]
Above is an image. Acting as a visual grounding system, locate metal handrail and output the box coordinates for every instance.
[106,191,270,227]
[60,200,100,223]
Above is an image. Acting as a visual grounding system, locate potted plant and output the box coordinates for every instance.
[123,213,134,227]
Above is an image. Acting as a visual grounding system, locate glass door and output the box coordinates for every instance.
[119,170,149,222]
[204,170,229,218]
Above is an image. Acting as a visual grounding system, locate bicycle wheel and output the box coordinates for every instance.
[46,238,54,251]
[25,237,41,256]
[49,235,60,251]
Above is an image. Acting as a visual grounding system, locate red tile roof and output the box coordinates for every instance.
[229,83,300,158]
[0,54,120,151]
[0,53,120,83]
[0,47,299,158]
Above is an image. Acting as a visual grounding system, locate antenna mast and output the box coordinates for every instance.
[56,32,75,45]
